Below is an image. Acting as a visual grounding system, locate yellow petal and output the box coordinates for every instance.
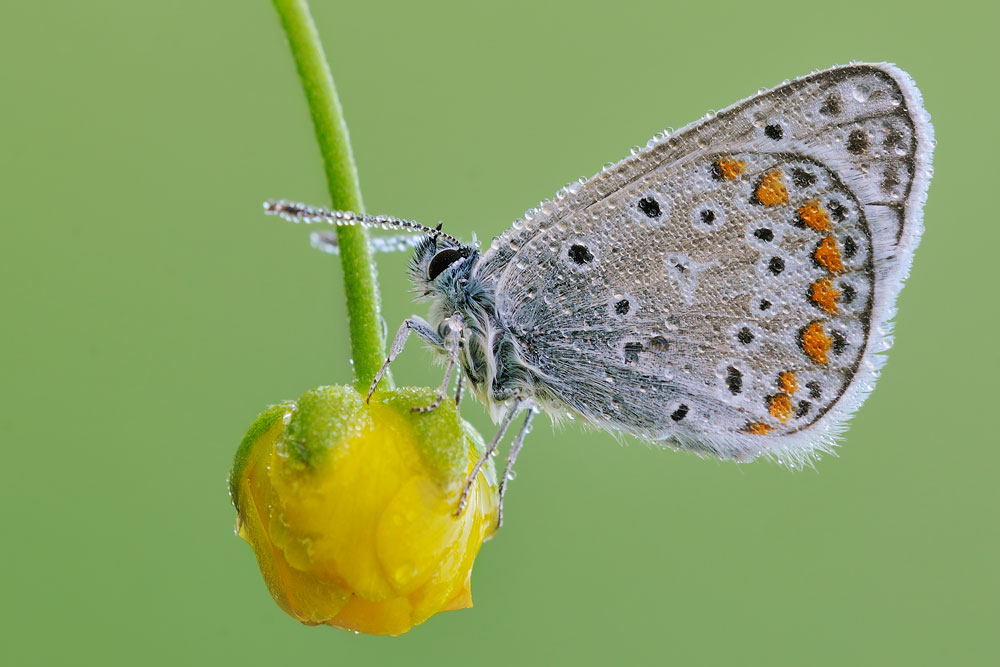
[329,594,414,637]
[376,473,464,595]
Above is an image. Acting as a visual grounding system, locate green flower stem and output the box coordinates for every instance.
[272,0,391,392]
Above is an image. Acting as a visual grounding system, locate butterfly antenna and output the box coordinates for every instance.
[309,231,428,255]
[264,199,461,246]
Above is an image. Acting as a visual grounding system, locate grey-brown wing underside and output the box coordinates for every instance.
[476,64,933,464]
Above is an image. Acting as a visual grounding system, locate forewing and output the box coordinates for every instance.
[479,64,933,463]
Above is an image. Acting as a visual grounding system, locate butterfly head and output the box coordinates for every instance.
[409,227,479,300]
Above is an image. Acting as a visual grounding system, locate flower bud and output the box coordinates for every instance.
[230,385,499,635]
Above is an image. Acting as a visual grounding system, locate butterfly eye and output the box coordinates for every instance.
[427,248,465,281]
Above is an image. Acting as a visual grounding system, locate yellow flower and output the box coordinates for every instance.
[230,385,499,636]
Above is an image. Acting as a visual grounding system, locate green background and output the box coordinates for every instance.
[3,1,997,664]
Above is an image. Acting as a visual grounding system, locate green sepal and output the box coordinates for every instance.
[377,387,471,488]
[229,401,295,506]
[278,385,367,469]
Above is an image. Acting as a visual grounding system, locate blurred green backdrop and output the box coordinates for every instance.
[3,1,997,665]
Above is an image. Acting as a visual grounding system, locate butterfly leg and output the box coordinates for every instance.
[411,313,465,413]
[497,407,535,529]
[454,369,464,407]
[455,399,524,518]
[367,316,442,403]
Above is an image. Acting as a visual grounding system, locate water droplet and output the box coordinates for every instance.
[852,83,872,102]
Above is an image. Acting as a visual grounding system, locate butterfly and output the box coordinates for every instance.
[267,63,934,526]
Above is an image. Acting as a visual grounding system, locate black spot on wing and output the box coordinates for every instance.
[791,168,817,188]
[568,244,593,264]
[831,330,848,355]
[846,129,869,154]
[754,228,774,242]
[820,92,842,116]
[843,236,857,259]
[637,197,661,219]
[726,366,743,395]
[827,199,847,222]
[883,126,905,151]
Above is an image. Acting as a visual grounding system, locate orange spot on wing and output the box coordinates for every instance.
[810,278,841,314]
[797,200,832,231]
[744,421,772,435]
[715,157,746,180]
[755,170,788,206]
[813,235,844,273]
[778,371,798,395]
[800,321,832,364]
[769,394,793,422]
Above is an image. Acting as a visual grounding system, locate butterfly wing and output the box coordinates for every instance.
[477,63,933,464]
